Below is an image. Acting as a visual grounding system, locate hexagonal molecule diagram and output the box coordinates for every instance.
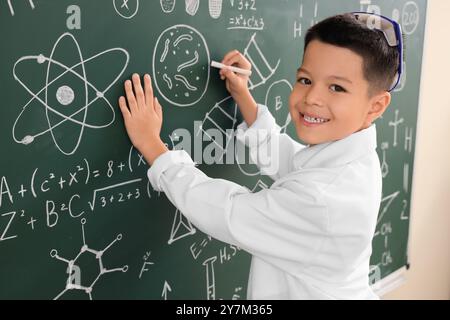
[50,218,128,300]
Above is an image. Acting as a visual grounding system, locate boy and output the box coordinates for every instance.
[118,13,402,299]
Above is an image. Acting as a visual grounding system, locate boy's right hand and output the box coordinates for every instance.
[220,50,252,98]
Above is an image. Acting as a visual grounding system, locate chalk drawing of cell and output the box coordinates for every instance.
[160,0,176,13]
[153,24,210,107]
[185,0,200,16]
[113,0,139,19]
[12,32,129,156]
[208,0,223,19]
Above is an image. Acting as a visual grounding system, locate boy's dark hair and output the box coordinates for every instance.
[304,13,400,95]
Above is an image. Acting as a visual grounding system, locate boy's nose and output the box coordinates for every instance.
[304,85,325,107]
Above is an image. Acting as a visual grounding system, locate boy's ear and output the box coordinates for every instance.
[364,91,391,126]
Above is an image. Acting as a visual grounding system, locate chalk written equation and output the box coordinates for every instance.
[228,0,264,31]
[0,146,151,241]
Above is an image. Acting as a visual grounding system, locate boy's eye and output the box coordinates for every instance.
[297,77,311,85]
[330,84,346,93]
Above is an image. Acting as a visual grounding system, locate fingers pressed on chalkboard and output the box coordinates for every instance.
[132,74,145,108]
[144,74,154,107]
[118,96,130,117]
[125,80,137,113]
[154,97,162,118]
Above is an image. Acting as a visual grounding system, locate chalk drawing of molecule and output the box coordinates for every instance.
[49,218,128,300]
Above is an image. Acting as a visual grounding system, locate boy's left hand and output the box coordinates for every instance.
[119,73,168,165]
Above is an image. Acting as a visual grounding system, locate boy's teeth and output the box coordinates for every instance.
[304,115,329,123]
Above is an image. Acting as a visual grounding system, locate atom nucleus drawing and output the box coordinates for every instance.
[12,32,129,156]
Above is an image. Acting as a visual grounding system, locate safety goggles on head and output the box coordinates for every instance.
[352,12,403,92]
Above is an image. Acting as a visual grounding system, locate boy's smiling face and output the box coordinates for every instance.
[289,40,390,145]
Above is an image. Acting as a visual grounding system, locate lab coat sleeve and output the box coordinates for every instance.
[235,104,306,180]
[147,149,328,266]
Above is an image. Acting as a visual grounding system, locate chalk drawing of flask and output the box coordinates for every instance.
[185,0,200,16]
[160,0,176,13]
[209,0,223,19]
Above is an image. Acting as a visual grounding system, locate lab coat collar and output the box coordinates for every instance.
[293,124,378,170]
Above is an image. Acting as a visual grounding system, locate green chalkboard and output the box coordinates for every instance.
[0,0,426,299]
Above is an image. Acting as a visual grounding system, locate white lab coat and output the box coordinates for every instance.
[147,104,381,300]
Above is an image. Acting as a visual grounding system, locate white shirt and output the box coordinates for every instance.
[147,104,381,300]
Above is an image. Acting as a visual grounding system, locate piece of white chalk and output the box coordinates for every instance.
[211,60,252,76]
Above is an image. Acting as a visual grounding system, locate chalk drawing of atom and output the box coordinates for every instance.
[12,32,129,156]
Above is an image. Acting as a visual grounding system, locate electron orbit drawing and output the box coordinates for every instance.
[12,32,129,156]
[4,0,35,16]
[152,24,210,107]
